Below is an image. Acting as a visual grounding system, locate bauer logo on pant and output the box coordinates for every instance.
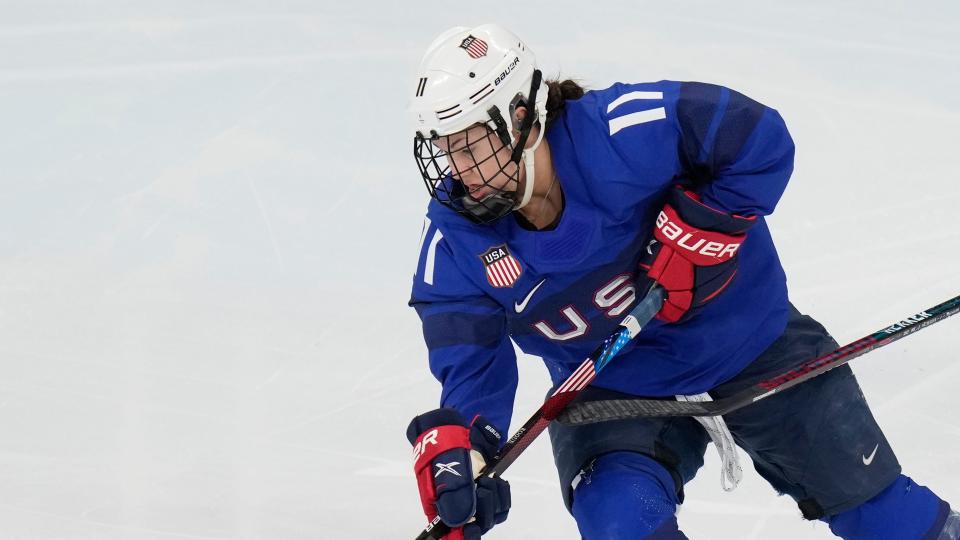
[481,244,522,288]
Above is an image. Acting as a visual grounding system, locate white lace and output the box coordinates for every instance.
[676,392,743,491]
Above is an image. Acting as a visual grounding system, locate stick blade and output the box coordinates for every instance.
[557,397,719,424]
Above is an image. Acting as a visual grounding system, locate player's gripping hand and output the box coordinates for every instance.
[639,185,756,323]
[407,408,511,539]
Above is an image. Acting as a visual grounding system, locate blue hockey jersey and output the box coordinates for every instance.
[410,81,795,436]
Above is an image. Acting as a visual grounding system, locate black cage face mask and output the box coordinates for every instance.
[413,122,521,224]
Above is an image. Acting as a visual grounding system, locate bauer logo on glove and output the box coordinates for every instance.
[639,185,756,323]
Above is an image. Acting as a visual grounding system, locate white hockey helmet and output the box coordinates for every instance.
[409,24,548,223]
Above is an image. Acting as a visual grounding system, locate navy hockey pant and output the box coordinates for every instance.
[551,305,954,539]
[571,457,951,539]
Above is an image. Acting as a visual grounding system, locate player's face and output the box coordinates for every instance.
[434,124,520,201]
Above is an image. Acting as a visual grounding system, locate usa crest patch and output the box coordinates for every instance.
[459,35,488,59]
[480,244,522,288]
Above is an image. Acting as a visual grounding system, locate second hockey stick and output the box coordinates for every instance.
[557,293,960,425]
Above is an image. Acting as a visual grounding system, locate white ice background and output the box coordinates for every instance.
[1,1,958,538]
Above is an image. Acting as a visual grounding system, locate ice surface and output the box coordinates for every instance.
[0,1,957,538]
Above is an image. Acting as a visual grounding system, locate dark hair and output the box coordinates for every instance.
[544,78,586,130]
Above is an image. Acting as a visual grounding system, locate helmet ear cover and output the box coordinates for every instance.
[511,69,543,162]
[496,69,543,164]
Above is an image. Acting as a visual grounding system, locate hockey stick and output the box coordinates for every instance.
[557,293,960,425]
[414,286,666,540]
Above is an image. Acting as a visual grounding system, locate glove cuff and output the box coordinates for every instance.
[406,408,467,445]
[468,416,503,463]
[406,409,503,467]
[671,185,756,234]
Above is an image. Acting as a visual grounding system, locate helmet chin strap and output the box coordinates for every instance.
[513,120,545,210]
[509,70,546,211]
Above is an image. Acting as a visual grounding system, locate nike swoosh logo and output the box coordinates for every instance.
[862,444,879,465]
[514,279,546,313]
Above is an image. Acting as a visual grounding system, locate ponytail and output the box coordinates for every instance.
[544,79,586,130]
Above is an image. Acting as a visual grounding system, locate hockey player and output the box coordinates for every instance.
[404,23,959,539]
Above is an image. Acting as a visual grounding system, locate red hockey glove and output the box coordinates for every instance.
[406,408,511,540]
[639,185,756,323]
